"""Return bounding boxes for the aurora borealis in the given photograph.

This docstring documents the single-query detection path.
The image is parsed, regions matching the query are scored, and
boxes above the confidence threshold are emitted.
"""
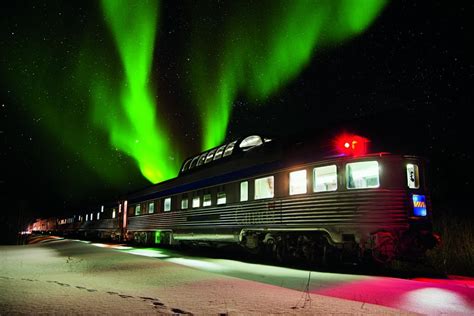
[98,0,178,183]
[1,0,386,186]
[1,1,471,219]
[190,0,387,150]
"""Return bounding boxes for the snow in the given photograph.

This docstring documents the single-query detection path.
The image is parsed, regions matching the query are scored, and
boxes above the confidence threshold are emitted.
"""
[0,238,409,315]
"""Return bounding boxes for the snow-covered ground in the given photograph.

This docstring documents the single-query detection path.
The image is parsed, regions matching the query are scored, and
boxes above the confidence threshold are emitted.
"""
[0,238,410,315]
[120,246,474,315]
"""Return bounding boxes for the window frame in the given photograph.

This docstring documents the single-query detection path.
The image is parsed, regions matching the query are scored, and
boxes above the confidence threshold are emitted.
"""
[214,145,226,160]
[254,176,275,200]
[289,169,307,195]
[240,181,249,202]
[223,141,237,157]
[192,196,200,208]
[205,149,216,164]
[346,160,380,190]
[313,164,338,193]
[406,163,420,189]
[163,197,171,212]
[203,193,212,207]
[148,201,155,214]
[217,192,226,205]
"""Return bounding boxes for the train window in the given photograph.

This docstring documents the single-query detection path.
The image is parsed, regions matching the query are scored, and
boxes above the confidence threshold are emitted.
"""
[240,181,248,202]
[112,209,116,219]
[197,153,207,166]
[223,141,237,157]
[217,192,226,205]
[239,135,263,151]
[214,145,226,160]
[149,202,155,214]
[181,198,189,209]
[86,214,89,221]
[192,196,200,208]
[135,205,141,216]
[97,212,100,220]
[255,176,274,199]
[205,149,216,164]
[181,159,191,172]
[313,165,337,192]
[289,170,307,195]
[190,156,200,169]
[406,164,420,189]
[203,194,212,207]
[346,161,380,189]
[164,198,171,212]
[90,213,94,220]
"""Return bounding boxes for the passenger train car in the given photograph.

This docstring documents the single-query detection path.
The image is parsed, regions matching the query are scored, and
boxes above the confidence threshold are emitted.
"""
[30,133,439,264]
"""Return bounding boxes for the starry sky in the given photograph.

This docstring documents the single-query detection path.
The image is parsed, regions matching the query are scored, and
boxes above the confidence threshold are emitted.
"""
[0,1,472,222]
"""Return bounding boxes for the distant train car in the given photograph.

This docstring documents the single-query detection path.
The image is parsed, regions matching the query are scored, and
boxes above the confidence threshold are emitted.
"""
[41,134,438,264]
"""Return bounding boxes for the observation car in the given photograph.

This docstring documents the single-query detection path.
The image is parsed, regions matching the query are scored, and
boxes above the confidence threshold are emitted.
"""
[33,133,439,264]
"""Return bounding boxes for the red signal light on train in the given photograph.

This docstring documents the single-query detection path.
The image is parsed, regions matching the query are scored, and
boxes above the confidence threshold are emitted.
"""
[335,134,369,156]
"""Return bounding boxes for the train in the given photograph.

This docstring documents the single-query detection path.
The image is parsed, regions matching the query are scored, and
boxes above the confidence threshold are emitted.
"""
[29,133,439,264]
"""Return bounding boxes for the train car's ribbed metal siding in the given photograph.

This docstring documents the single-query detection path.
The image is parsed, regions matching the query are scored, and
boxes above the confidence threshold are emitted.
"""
[78,219,118,231]
[127,189,410,237]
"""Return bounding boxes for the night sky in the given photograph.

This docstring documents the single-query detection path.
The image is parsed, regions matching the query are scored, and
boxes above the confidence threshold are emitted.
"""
[0,1,472,228]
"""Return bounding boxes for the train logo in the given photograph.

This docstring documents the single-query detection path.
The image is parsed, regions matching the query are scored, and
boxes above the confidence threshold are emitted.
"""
[412,194,427,217]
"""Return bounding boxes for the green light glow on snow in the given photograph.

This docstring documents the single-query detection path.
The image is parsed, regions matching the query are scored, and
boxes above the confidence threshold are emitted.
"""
[99,0,179,183]
[190,0,387,150]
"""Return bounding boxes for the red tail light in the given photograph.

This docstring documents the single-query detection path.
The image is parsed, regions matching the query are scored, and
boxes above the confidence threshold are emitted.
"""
[334,134,369,156]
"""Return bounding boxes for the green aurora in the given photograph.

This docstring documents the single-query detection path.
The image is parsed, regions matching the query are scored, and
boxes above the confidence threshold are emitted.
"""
[2,0,387,191]
[98,0,179,183]
[189,0,387,150]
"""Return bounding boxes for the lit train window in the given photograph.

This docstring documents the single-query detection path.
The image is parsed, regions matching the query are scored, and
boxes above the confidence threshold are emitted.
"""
[181,198,188,209]
[255,176,274,199]
[149,202,155,213]
[203,194,212,207]
[223,141,237,157]
[406,164,420,189]
[205,149,216,163]
[240,181,248,202]
[86,214,89,221]
[112,209,116,219]
[217,192,226,205]
[197,153,207,166]
[289,170,307,195]
[192,196,200,208]
[346,161,380,189]
[97,212,100,220]
[135,205,141,215]
[90,213,94,220]
[314,165,337,192]
[164,198,171,212]
[214,145,226,160]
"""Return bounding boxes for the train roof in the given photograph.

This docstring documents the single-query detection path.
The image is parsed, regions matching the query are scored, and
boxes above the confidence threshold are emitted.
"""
[123,133,404,203]
[178,135,273,176]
